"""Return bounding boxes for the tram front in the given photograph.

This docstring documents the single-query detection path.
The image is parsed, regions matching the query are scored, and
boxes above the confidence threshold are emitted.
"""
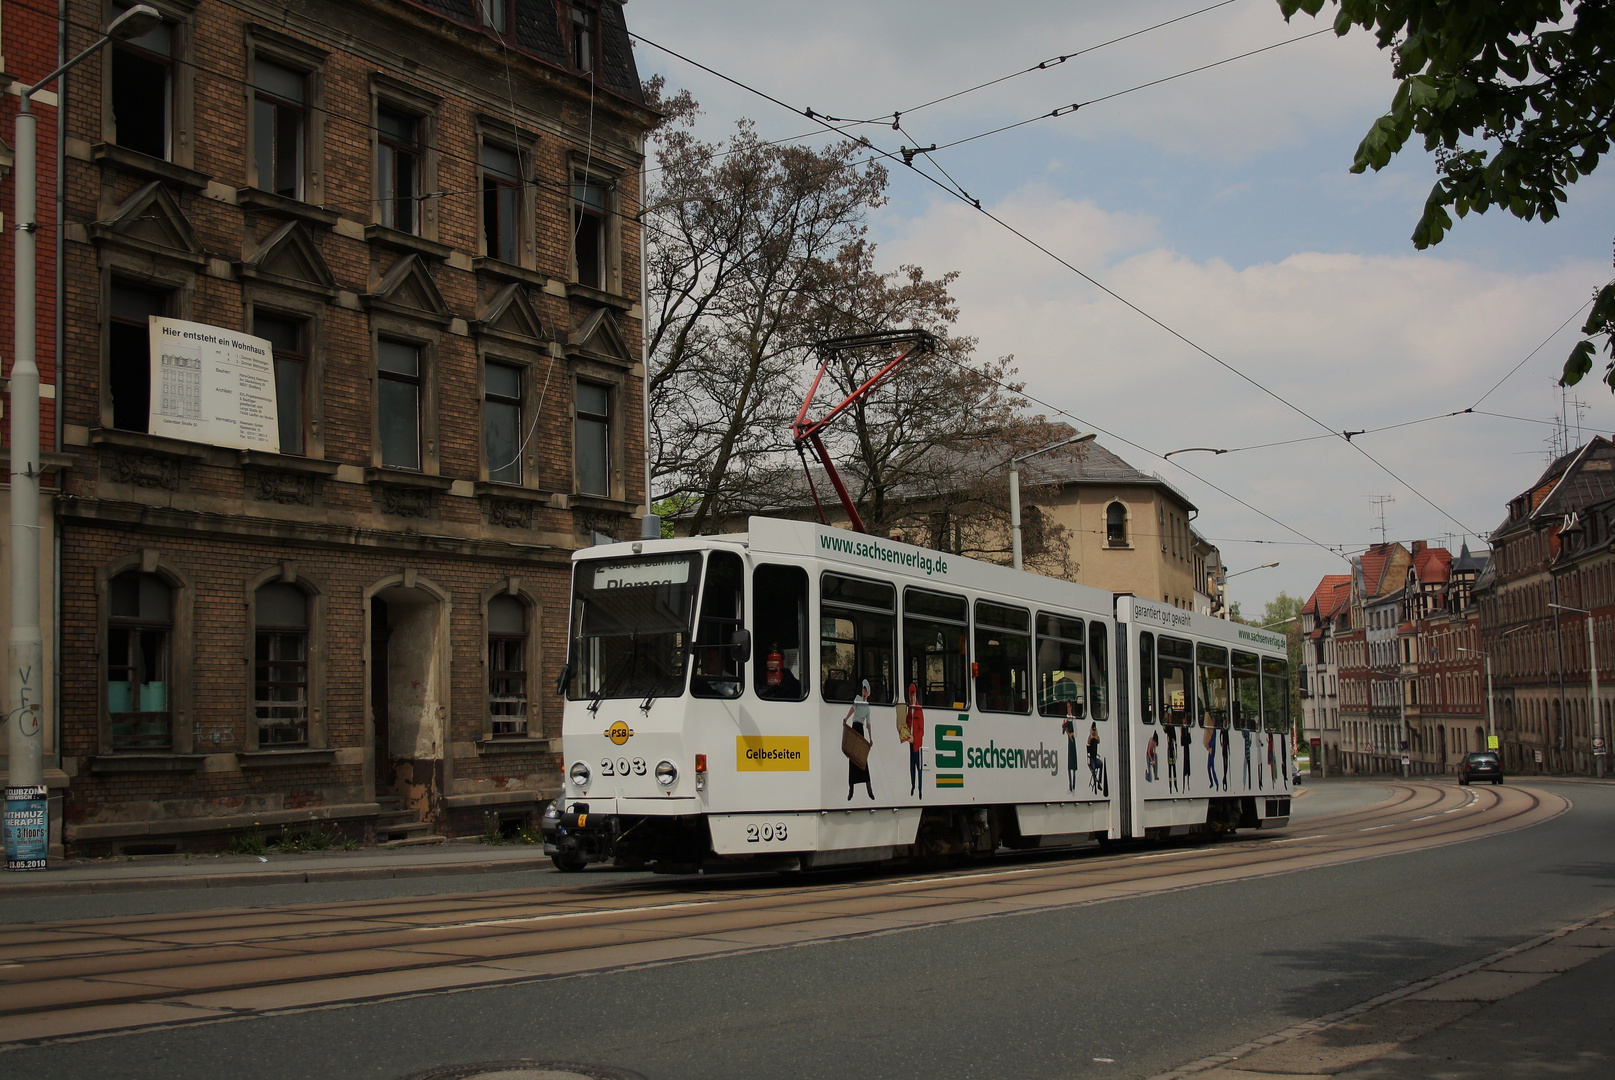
[546,539,748,872]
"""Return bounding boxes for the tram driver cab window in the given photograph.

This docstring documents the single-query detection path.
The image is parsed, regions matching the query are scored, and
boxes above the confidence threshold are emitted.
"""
[754,564,808,701]
[691,551,745,699]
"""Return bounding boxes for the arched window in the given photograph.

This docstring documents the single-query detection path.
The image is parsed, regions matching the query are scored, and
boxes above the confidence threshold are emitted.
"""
[255,583,309,746]
[488,594,528,736]
[1106,502,1127,547]
[108,571,173,750]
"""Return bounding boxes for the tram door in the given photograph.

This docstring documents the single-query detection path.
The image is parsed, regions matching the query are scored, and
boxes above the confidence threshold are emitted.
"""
[1113,622,1133,838]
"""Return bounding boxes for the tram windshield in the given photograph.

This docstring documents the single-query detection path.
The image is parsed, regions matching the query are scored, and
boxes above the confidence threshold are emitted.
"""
[567,553,700,701]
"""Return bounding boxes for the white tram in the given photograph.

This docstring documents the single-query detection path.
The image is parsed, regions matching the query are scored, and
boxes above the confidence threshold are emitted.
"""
[546,517,1292,872]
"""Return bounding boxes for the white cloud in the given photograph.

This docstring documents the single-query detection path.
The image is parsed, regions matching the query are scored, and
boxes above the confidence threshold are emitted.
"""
[878,185,1613,605]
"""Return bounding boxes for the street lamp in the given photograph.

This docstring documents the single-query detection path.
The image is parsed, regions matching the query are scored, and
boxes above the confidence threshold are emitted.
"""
[5,6,162,872]
[1548,603,1604,778]
[1009,432,1095,571]
[1163,447,1227,460]
[1224,561,1280,580]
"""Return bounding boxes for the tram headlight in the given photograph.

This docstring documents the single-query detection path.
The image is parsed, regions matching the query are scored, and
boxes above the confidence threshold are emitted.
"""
[569,761,591,788]
[655,760,678,787]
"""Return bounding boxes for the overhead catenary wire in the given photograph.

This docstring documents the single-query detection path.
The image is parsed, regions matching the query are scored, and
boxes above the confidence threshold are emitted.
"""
[629,29,1481,540]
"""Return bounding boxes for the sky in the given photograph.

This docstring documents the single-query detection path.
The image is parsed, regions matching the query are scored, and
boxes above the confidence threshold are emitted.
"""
[626,0,1615,616]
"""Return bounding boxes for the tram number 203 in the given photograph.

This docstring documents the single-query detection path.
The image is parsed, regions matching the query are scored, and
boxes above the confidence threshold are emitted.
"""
[599,757,646,777]
[745,822,789,843]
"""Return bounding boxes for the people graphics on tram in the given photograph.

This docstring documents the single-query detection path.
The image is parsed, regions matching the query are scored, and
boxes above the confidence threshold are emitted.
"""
[1145,731,1159,783]
[1205,723,1220,790]
[1180,723,1193,788]
[1220,720,1231,791]
[1063,713,1079,793]
[1267,732,1279,785]
[842,679,875,801]
[1243,728,1254,788]
[1086,721,1107,796]
[1166,723,1179,792]
[905,681,925,799]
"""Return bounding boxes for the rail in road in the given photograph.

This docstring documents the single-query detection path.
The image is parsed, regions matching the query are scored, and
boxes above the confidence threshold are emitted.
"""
[0,781,1566,1048]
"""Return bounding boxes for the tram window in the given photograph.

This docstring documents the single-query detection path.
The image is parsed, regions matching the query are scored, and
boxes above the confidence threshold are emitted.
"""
[974,600,1030,714]
[1262,656,1291,732]
[568,552,699,702]
[904,587,969,710]
[1035,613,1085,718]
[692,551,745,699]
[754,564,808,701]
[1089,621,1109,720]
[1158,636,1193,725]
[820,573,895,705]
[1139,632,1156,724]
[1197,643,1230,728]
[1233,650,1261,731]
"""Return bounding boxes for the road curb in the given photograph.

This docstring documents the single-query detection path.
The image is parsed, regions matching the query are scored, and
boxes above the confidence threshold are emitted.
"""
[0,856,553,897]
[1145,904,1615,1080]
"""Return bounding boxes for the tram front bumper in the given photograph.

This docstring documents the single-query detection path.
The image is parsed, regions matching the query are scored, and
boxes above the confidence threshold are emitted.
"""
[542,802,620,864]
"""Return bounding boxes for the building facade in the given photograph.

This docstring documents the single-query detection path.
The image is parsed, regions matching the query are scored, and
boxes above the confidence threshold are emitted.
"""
[1396,542,1488,775]
[1478,438,1615,776]
[1300,573,1349,775]
[47,0,653,853]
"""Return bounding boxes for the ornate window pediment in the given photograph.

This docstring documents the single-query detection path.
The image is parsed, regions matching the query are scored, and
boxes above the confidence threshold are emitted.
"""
[566,306,631,365]
[238,220,337,298]
[473,282,544,344]
[362,253,450,324]
[88,181,204,264]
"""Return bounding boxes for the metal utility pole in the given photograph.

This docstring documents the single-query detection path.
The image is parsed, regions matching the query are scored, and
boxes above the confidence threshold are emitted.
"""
[1009,433,1094,570]
[5,6,162,872]
[1457,647,1496,752]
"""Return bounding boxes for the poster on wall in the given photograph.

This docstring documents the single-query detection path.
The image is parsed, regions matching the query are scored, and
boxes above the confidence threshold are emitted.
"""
[147,317,280,452]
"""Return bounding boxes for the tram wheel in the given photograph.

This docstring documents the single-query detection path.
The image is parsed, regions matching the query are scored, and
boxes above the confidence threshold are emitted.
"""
[551,855,587,872]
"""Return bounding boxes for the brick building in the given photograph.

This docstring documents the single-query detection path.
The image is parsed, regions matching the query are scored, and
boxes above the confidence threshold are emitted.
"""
[1478,437,1615,776]
[42,0,654,853]
[1335,542,1411,774]
[1,0,68,849]
[1396,542,1489,775]
[1300,573,1349,775]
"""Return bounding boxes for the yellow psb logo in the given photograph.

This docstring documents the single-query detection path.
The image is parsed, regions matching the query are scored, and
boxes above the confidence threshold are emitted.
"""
[605,721,634,745]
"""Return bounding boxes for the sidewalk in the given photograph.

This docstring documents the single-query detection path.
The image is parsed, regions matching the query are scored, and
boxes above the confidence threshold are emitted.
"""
[1156,907,1615,1080]
[0,840,554,897]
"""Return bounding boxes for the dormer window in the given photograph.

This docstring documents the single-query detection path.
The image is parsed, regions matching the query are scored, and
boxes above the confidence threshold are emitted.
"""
[571,3,596,73]
[479,0,511,34]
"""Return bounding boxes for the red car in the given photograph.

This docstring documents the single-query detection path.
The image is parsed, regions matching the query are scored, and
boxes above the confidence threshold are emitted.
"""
[1458,751,1503,785]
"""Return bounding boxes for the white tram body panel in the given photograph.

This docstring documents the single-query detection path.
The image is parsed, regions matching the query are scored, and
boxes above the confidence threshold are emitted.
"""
[552,518,1293,870]
[1115,597,1293,838]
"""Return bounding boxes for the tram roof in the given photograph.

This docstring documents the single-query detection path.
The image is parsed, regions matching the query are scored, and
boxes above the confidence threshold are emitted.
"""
[576,516,1118,615]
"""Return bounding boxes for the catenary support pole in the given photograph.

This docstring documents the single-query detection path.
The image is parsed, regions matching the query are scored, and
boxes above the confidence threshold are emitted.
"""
[1009,457,1023,571]
[1589,616,1603,778]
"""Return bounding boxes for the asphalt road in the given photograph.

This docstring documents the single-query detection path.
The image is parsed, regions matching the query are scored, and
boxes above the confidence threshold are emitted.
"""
[5,779,1611,1080]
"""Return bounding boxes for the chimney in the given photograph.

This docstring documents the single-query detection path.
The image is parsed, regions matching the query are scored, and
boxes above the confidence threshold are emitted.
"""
[1412,540,1427,554]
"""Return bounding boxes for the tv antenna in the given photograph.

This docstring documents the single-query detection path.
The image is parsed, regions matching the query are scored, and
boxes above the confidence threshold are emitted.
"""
[1368,494,1395,545]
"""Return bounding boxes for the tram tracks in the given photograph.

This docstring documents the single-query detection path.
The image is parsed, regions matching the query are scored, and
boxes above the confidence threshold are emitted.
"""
[0,781,1567,1047]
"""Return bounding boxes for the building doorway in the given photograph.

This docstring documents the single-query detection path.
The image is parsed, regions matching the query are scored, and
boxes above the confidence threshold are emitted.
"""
[369,583,447,820]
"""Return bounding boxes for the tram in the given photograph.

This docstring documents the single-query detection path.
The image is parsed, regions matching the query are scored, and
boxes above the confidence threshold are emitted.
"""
[545,517,1292,873]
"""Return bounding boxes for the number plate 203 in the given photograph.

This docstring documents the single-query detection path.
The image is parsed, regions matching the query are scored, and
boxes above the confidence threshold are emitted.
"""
[707,813,818,856]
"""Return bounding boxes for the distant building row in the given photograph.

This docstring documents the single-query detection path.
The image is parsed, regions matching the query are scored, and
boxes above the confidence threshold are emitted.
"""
[1301,437,1615,777]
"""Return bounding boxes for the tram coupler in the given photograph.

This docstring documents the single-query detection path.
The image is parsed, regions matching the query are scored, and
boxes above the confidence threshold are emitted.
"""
[541,800,619,868]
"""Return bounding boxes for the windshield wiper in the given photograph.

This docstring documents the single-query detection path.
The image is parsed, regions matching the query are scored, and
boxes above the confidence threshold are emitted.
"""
[588,632,638,715]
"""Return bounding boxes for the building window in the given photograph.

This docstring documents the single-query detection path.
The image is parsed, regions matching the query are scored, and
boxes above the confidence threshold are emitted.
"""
[485,361,523,484]
[111,6,172,159]
[572,177,608,289]
[481,142,522,263]
[488,594,528,735]
[255,583,308,746]
[570,3,596,72]
[110,283,169,433]
[479,0,512,33]
[253,58,306,199]
[108,571,172,750]
[378,339,422,469]
[1106,502,1127,547]
[377,106,420,233]
[254,313,306,455]
[575,381,610,496]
